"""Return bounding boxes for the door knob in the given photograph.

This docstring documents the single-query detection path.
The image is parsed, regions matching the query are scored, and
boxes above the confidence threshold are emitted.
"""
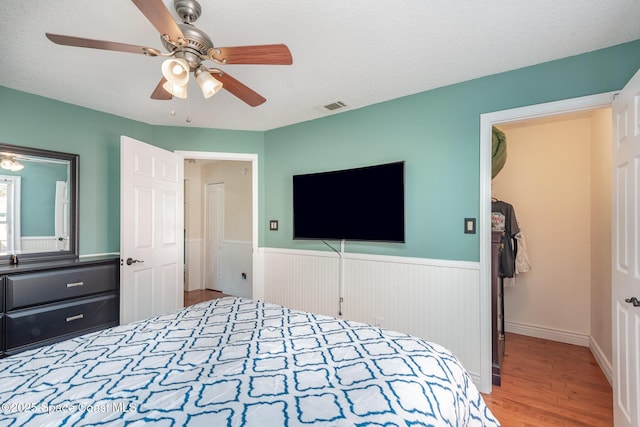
[126,257,144,266]
[625,297,640,307]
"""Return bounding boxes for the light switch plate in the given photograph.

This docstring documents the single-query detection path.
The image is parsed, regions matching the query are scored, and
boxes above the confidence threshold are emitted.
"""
[269,220,279,231]
[464,218,476,234]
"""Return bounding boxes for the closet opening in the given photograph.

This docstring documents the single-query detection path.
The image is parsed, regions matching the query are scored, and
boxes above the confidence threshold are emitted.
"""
[491,108,612,385]
[479,91,616,393]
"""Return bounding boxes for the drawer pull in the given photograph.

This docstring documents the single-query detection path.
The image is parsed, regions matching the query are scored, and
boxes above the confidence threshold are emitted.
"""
[66,281,84,288]
[66,314,84,322]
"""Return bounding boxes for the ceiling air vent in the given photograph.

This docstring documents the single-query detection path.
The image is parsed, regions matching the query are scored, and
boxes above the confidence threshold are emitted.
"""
[324,101,347,111]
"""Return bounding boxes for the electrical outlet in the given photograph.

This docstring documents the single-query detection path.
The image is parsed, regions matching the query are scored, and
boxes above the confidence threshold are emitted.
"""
[373,316,384,327]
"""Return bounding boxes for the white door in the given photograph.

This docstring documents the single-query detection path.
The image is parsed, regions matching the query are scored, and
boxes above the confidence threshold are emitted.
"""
[205,183,224,290]
[612,69,640,427]
[54,180,69,251]
[120,136,184,324]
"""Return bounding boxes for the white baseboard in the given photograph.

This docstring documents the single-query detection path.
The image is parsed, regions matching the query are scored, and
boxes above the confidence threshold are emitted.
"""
[504,320,590,347]
[589,337,613,386]
[506,320,613,386]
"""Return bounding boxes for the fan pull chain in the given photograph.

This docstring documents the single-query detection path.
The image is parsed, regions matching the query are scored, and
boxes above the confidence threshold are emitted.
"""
[185,94,192,123]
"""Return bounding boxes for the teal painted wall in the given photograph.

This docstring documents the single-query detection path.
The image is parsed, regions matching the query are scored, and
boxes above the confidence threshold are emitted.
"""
[1,162,68,236]
[2,39,640,260]
[0,87,263,254]
[0,88,151,255]
[264,39,640,261]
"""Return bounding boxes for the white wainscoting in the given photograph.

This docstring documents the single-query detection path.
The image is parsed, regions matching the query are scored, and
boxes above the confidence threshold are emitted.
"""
[217,240,252,298]
[186,239,252,296]
[185,238,203,291]
[21,236,58,252]
[263,248,340,317]
[260,248,483,381]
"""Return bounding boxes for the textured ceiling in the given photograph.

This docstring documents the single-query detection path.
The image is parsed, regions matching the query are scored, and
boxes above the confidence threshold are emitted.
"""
[1,1,639,131]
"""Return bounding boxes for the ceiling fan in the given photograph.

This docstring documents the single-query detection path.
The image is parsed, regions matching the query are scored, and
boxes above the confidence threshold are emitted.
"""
[45,0,292,106]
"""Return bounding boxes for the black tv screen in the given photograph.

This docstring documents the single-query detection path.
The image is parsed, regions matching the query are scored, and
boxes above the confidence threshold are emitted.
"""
[293,161,405,242]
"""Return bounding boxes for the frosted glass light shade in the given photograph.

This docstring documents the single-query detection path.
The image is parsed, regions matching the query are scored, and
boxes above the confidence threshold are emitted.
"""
[162,81,188,99]
[196,70,223,98]
[161,57,190,86]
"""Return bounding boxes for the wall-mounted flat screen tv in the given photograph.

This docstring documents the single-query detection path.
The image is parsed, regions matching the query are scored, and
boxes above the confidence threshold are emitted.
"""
[293,161,405,242]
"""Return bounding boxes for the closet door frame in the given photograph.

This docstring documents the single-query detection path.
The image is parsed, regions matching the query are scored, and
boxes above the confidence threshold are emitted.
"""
[478,91,616,393]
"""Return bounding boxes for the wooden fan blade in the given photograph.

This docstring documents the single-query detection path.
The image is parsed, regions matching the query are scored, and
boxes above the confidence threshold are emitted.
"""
[212,44,293,65]
[215,72,266,107]
[151,77,172,100]
[132,0,184,42]
[46,33,149,54]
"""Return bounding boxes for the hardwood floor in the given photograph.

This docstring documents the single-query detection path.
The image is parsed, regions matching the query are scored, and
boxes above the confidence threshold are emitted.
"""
[482,333,613,427]
[181,293,614,426]
[184,289,228,306]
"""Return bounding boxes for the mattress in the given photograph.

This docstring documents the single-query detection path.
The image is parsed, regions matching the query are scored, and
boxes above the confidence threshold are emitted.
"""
[0,297,500,426]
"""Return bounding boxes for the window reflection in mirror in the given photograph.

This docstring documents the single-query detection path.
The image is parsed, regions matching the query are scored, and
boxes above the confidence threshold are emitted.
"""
[0,175,21,252]
[0,144,78,261]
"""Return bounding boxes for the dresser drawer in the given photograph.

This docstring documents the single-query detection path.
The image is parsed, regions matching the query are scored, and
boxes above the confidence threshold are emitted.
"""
[0,314,5,356]
[5,293,118,350]
[6,264,118,310]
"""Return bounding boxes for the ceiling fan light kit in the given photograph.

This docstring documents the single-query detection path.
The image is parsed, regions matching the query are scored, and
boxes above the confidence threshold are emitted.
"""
[195,67,223,98]
[0,157,24,172]
[45,0,292,106]
[161,57,190,86]
[162,80,188,99]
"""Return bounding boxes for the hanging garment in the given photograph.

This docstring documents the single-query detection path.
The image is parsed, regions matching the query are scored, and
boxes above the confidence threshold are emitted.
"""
[491,200,519,278]
[504,229,532,287]
[514,231,531,274]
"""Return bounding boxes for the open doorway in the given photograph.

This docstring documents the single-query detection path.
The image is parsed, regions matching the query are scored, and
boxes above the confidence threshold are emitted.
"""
[177,151,258,300]
[478,91,616,393]
[491,107,612,378]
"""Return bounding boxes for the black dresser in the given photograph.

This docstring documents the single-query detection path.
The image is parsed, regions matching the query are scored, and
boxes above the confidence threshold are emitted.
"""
[0,256,119,357]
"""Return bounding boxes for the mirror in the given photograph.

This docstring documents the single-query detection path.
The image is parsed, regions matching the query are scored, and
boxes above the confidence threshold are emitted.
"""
[0,143,78,263]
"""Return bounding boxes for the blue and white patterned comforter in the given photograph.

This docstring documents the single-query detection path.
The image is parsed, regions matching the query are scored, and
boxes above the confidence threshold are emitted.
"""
[0,297,500,426]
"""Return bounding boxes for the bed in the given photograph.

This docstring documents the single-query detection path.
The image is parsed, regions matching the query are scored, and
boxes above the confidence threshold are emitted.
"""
[0,297,500,426]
